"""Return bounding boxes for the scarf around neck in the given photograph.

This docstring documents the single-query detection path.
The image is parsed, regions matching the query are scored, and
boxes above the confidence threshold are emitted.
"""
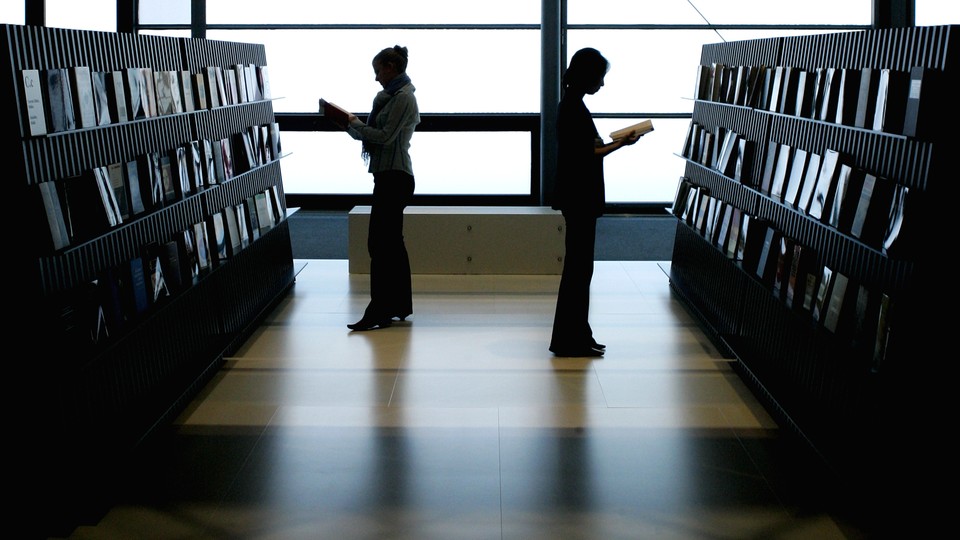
[362,73,412,163]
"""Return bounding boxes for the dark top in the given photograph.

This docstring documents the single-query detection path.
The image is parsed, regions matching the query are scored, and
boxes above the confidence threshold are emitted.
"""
[552,92,605,218]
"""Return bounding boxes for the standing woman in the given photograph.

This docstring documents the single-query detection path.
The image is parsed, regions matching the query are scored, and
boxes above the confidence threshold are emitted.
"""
[549,47,644,356]
[339,45,420,331]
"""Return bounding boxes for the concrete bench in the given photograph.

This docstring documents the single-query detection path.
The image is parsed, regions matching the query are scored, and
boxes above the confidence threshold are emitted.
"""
[348,206,566,274]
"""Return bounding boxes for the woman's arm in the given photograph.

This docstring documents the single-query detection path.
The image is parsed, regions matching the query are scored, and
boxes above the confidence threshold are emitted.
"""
[349,91,418,145]
[594,130,644,157]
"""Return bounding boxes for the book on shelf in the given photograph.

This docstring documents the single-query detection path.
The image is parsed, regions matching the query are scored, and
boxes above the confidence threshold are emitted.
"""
[872,68,909,134]
[822,271,850,333]
[809,68,828,120]
[201,139,218,186]
[849,172,896,248]
[64,170,112,241]
[771,235,793,301]
[223,207,243,257]
[902,66,942,141]
[713,201,732,248]
[700,130,714,168]
[701,196,718,241]
[734,213,751,262]
[756,227,782,287]
[222,69,237,105]
[782,147,809,208]
[732,65,749,106]
[157,238,185,294]
[795,151,822,213]
[787,242,815,312]
[609,119,654,141]
[694,64,711,100]
[758,140,780,195]
[257,65,272,100]
[269,184,285,223]
[734,138,755,186]
[882,183,915,257]
[19,69,47,136]
[715,130,739,178]
[124,159,146,216]
[188,141,204,191]
[146,250,171,304]
[854,67,879,129]
[806,148,842,220]
[833,166,865,233]
[173,145,192,197]
[233,65,248,103]
[778,66,800,115]
[91,70,112,126]
[794,69,815,118]
[106,162,130,221]
[192,221,212,275]
[834,68,862,126]
[800,264,821,314]
[43,67,75,133]
[724,207,743,260]
[268,121,282,160]
[811,265,834,323]
[106,70,129,123]
[709,63,725,103]
[671,177,693,218]
[178,229,199,285]
[153,70,177,116]
[246,64,262,101]
[207,211,228,266]
[126,255,151,315]
[824,162,854,228]
[871,293,893,373]
[158,153,177,203]
[36,181,70,251]
[818,67,841,122]
[245,196,261,242]
[219,137,234,180]
[254,191,274,234]
[192,73,208,110]
[319,98,352,127]
[179,70,195,112]
[94,166,123,227]
[235,204,251,248]
[753,66,774,110]
[767,66,785,113]
[68,66,97,129]
[125,67,147,120]
[205,66,222,108]
[693,191,712,234]
[769,144,793,202]
[141,67,158,117]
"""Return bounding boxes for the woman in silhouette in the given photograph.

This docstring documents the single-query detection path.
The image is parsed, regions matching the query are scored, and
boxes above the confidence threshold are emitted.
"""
[334,45,420,331]
[550,47,645,356]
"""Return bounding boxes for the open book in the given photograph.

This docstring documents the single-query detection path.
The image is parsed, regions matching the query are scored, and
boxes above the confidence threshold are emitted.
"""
[319,98,351,126]
[610,119,654,141]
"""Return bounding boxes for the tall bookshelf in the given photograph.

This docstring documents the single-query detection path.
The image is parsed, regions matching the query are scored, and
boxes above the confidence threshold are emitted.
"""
[670,25,955,518]
[4,24,295,536]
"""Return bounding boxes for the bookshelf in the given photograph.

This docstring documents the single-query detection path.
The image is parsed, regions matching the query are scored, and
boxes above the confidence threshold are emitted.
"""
[5,24,295,536]
[671,25,956,513]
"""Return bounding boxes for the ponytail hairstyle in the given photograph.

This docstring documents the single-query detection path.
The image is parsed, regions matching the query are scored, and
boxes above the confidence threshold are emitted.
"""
[374,45,409,74]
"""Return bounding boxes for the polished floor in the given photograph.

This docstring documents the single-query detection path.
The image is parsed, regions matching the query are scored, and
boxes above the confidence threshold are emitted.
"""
[63,259,882,539]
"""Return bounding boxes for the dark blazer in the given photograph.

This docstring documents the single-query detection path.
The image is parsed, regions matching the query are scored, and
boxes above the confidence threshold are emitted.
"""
[552,93,605,218]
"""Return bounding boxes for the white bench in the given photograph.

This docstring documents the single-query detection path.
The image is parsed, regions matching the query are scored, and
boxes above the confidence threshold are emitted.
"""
[348,206,566,274]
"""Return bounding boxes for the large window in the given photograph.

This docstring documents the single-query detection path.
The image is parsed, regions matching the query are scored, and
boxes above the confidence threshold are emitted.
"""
[9,1,957,208]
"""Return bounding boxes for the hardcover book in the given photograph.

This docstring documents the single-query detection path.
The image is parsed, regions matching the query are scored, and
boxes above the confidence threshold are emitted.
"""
[20,69,47,136]
[43,68,72,132]
[767,66,785,112]
[319,98,351,127]
[202,139,218,185]
[822,271,850,333]
[609,119,654,141]
[724,207,742,260]
[777,66,799,115]
[734,138,755,186]
[882,183,914,257]
[794,69,815,117]
[769,144,793,202]
[153,70,177,116]
[849,173,895,248]
[257,65,272,100]
[756,227,782,287]
[188,141,204,190]
[94,166,122,227]
[141,67,158,117]
[205,66,222,108]
[223,207,243,257]
[245,196,261,241]
[220,138,234,180]
[758,140,781,195]
[811,265,834,323]
[772,235,793,300]
[126,255,151,315]
[125,67,147,120]
[715,129,739,178]
[158,153,177,203]
[824,163,854,228]
[180,70,195,112]
[268,121,282,160]
[694,64,711,100]
[106,162,129,221]
[207,212,228,265]
[193,73,208,110]
[192,222,212,274]
[254,191,274,233]
[809,67,828,120]
[173,146,192,197]
[818,67,840,122]
[124,159,146,215]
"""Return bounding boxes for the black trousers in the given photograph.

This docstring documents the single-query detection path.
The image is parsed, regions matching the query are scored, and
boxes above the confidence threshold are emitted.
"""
[550,214,597,350]
[364,170,415,319]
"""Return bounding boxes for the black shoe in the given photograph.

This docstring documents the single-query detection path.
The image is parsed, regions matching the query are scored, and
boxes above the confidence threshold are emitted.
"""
[550,346,604,357]
[392,312,412,321]
[347,318,392,331]
[591,341,606,350]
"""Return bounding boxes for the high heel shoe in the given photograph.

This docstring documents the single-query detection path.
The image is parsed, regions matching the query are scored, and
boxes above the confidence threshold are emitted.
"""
[392,312,412,321]
[347,318,392,331]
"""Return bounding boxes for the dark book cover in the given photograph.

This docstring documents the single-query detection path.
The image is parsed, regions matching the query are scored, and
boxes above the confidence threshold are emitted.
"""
[180,70,196,112]
[777,66,800,115]
[902,66,943,141]
[809,68,828,120]
[834,68,862,126]
[207,212,229,266]
[871,293,893,373]
[694,64,711,100]
[715,130,739,177]
[788,243,817,312]
[223,207,243,257]
[192,222,212,275]
[192,72,208,110]
[43,68,69,133]
[769,144,793,203]
[854,67,879,129]
[173,146,192,197]
[800,265,821,315]
[106,162,129,221]
[268,122,282,160]
[146,251,171,304]
[811,265,834,323]
[106,70,129,123]
[851,173,896,248]
[806,149,842,219]
[732,65,750,106]
[756,227,782,287]
[188,140,205,191]
[822,271,850,333]
[64,170,113,241]
[710,63,726,103]
[834,166,865,234]
[158,153,178,203]
[824,162,854,228]
[724,207,742,260]
[126,255,151,315]
[772,235,794,300]
[141,67,158,117]
[220,138,234,180]
[759,140,781,195]
[671,177,692,218]
[254,192,274,233]
[882,183,917,258]
[782,148,809,208]
[245,196,262,242]
[693,191,712,235]
[872,68,910,134]
[700,196,718,240]
[795,152,822,214]
[735,213,751,262]
[269,185,285,221]
[713,201,732,248]
[734,138,755,187]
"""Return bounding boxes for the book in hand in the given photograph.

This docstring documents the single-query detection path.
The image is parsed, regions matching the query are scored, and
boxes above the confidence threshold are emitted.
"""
[610,119,653,141]
[319,98,352,127]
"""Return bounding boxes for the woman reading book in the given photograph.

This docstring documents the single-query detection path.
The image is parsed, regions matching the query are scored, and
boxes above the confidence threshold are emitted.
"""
[549,47,646,356]
[332,45,421,331]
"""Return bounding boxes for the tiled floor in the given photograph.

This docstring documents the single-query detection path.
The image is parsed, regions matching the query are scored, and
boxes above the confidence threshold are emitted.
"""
[64,260,881,539]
